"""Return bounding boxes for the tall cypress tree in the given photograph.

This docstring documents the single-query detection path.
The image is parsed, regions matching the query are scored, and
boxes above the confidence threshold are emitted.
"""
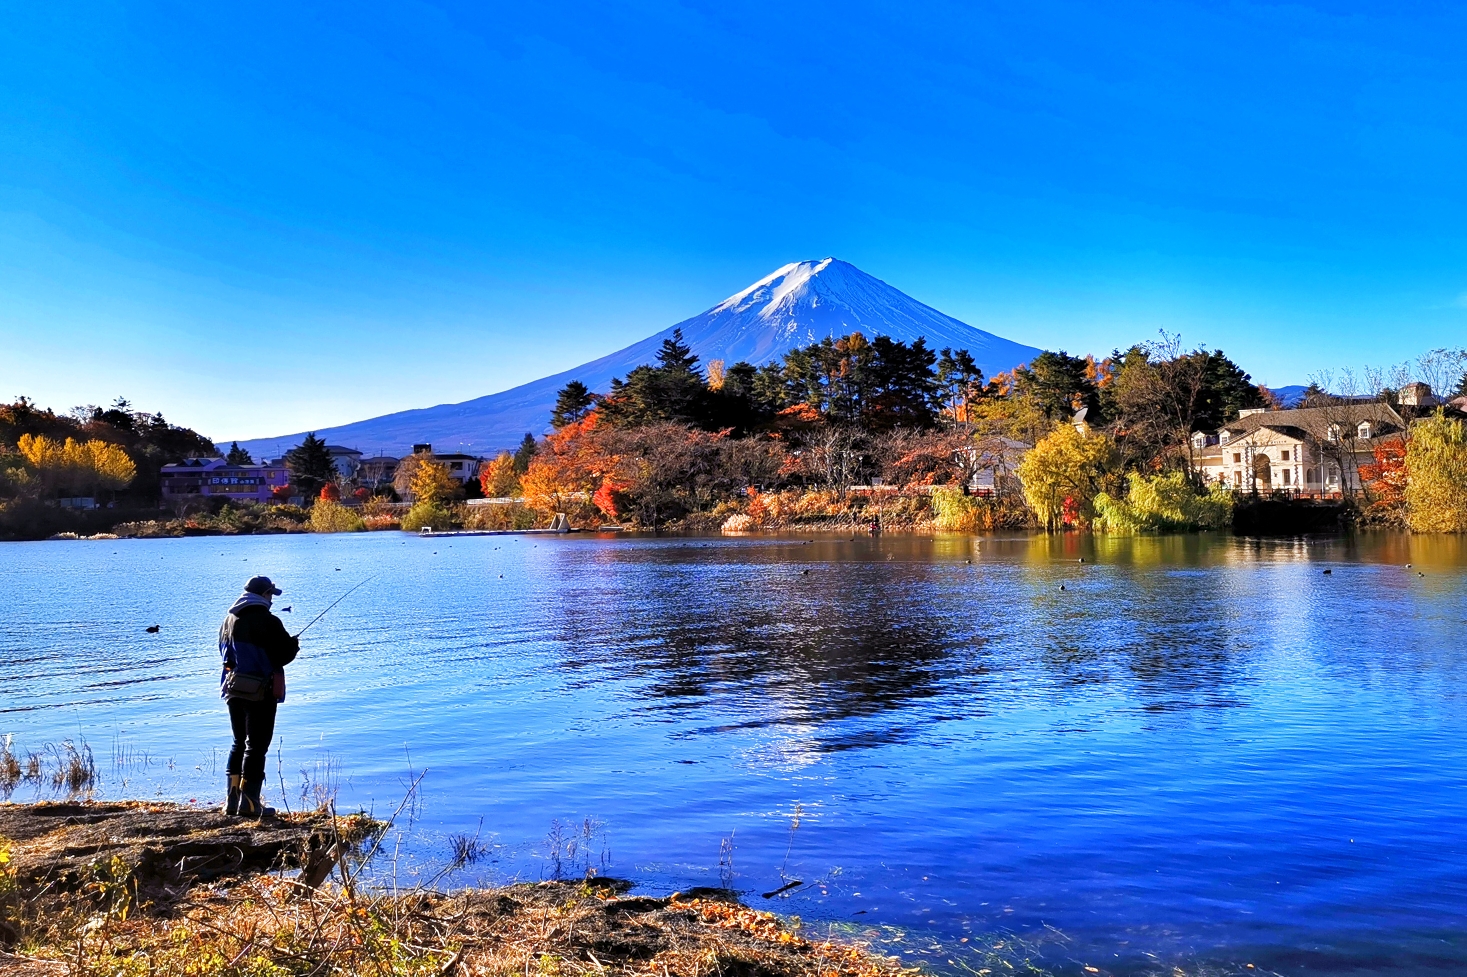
[512,432,538,474]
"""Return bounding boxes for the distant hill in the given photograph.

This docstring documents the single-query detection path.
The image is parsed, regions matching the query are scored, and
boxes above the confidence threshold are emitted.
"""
[227,258,1043,459]
[1268,384,1308,407]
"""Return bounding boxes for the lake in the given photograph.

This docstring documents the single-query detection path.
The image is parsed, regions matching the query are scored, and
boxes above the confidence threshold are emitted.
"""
[3,531,1466,976]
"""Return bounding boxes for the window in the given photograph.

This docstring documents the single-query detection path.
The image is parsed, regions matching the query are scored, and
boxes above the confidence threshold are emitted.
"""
[450,461,464,471]
[1282,470,1291,485]
[1281,450,1289,461]
[1327,424,1340,443]
[1307,469,1318,484]
[1358,422,1372,439]
[1220,431,1230,445]
[1233,453,1241,463]
[1233,471,1242,486]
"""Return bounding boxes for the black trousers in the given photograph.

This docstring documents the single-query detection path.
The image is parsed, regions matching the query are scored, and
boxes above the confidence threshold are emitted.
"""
[226,697,278,782]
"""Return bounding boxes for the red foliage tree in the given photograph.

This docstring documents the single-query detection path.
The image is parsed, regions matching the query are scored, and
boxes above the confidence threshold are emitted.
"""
[1359,436,1408,513]
[319,482,341,502]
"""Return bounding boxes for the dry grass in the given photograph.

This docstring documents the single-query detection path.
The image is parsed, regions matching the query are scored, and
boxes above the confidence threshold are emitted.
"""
[0,737,85,801]
[10,875,915,977]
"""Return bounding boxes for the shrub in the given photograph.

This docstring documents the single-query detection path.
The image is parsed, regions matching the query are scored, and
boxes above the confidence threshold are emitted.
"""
[1094,471,1233,534]
[721,513,755,534]
[931,488,979,532]
[401,502,458,532]
[463,502,537,531]
[308,499,366,533]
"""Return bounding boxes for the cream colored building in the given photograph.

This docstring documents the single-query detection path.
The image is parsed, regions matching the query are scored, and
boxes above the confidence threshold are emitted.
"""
[1192,403,1407,496]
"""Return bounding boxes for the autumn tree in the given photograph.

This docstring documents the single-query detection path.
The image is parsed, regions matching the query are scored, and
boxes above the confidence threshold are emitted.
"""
[1360,437,1408,518]
[1016,424,1117,531]
[1404,413,1467,533]
[479,452,521,498]
[15,434,136,497]
[284,433,338,501]
[519,415,609,527]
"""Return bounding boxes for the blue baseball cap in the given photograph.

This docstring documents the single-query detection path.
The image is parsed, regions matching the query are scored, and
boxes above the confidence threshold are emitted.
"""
[244,576,282,596]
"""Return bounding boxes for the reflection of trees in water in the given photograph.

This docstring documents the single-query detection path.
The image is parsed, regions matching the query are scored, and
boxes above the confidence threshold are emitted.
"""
[551,557,978,751]
[542,531,1443,745]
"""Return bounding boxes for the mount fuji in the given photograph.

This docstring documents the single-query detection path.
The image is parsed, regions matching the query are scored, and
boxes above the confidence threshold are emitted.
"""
[228,259,1043,458]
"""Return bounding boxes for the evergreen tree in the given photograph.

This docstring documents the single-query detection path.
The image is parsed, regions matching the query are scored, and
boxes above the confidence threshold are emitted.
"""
[513,432,538,474]
[1013,351,1098,422]
[284,433,338,500]
[225,441,254,465]
[551,381,597,429]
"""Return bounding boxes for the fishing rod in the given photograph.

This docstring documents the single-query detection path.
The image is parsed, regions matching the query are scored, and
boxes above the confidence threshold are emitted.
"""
[294,575,376,638]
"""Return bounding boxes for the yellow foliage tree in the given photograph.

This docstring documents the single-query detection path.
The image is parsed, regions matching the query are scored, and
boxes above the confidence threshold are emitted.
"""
[1405,413,1467,533]
[16,434,136,496]
[480,452,520,498]
[1016,424,1116,531]
[408,460,455,505]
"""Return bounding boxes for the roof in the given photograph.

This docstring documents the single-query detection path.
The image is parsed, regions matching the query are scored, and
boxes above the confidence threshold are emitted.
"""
[433,452,482,461]
[1219,403,1406,446]
[324,445,363,455]
[162,457,285,472]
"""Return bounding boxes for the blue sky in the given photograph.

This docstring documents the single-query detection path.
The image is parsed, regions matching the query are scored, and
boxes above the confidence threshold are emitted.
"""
[2,1,1465,441]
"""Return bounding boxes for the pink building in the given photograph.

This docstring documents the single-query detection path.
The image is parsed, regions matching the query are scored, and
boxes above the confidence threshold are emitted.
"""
[160,457,290,504]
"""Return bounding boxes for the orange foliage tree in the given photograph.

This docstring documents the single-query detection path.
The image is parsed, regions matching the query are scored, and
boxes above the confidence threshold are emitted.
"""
[1359,436,1408,515]
[519,416,612,525]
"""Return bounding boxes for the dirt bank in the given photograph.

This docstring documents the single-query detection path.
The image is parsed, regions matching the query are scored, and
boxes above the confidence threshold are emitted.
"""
[0,802,908,977]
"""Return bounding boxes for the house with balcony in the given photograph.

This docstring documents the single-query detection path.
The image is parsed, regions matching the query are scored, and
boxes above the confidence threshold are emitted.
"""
[1192,403,1407,496]
[160,457,290,504]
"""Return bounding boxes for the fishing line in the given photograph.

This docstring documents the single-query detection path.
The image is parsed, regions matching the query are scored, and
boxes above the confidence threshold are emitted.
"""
[294,575,376,638]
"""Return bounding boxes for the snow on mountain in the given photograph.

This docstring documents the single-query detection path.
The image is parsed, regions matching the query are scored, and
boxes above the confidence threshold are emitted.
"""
[227,259,1043,459]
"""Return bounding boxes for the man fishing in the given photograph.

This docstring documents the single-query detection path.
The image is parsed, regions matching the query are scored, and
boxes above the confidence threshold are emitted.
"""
[219,576,298,818]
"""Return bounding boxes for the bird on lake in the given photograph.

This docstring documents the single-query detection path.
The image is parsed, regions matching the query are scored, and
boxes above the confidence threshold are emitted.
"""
[280,606,292,613]
[1418,571,1426,577]
[801,569,810,575]
[145,624,160,633]
[1060,584,1066,591]
[1323,569,1332,575]
[1078,558,1085,563]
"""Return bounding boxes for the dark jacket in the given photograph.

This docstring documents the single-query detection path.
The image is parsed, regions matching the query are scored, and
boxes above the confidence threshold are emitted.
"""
[219,596,299,700]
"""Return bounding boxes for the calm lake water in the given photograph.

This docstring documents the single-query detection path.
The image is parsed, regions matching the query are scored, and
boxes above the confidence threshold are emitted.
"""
[3,531,1466,976]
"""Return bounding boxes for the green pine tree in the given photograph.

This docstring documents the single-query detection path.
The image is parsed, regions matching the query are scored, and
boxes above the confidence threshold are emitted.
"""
[225,441,253,465]
[284,433,338,500]
[512,432,538,474]
[551,381,596,428]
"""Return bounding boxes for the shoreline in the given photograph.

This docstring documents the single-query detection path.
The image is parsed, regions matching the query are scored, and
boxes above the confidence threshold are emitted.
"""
[0,800,909,977]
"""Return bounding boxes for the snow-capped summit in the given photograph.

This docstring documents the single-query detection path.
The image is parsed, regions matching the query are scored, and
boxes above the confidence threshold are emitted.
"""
[227,259,1042,457]
[687,257,1038,367]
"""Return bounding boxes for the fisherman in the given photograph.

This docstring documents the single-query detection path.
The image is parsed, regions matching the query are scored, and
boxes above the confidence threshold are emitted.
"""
[219,576,299,818]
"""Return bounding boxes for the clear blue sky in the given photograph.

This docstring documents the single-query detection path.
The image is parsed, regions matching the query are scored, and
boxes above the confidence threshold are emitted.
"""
[3,1,1466,441]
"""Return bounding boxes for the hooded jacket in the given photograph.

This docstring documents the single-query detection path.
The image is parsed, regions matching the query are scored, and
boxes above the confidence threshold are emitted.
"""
[219,593,299,701]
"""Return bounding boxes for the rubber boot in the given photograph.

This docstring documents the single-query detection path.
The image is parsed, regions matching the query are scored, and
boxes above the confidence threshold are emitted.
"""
[224,774,242,816]
[238,778,276,820]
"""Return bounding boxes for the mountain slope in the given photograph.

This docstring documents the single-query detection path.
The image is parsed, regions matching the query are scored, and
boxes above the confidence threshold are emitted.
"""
[229,259,1042,459]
